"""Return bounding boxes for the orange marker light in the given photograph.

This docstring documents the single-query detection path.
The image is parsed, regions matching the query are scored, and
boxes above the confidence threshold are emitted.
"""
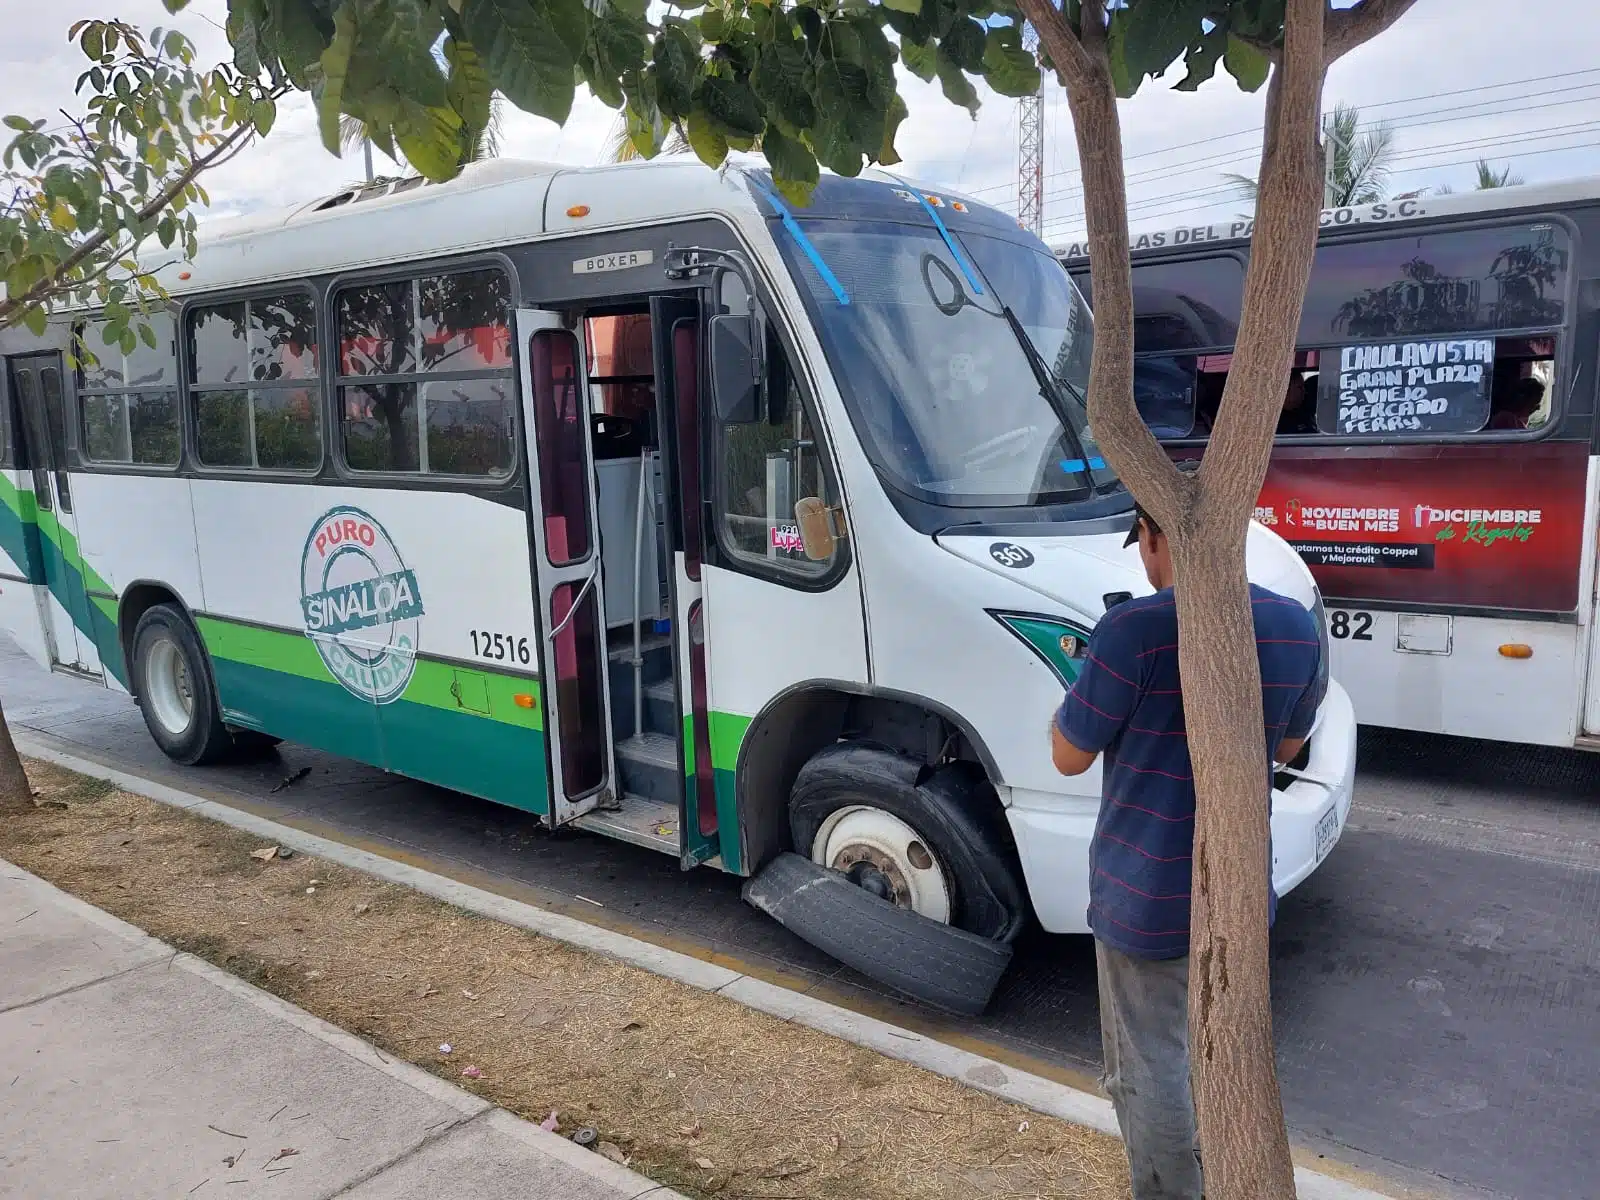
[1499,644,1533,659]
[566,204,590,218]
[513,693,536,708]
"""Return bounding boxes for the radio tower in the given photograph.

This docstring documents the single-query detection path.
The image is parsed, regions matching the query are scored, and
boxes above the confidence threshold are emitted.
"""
[1016,23,1044,236]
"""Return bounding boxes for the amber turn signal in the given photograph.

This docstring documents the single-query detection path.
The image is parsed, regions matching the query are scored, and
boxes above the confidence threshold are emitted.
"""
[1498,644,1533,659]
[565,204,590,218]
[513,693,536,708]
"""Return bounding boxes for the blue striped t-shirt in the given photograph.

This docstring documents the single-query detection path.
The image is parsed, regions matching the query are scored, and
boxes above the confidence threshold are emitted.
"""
[1056,584,1324,959]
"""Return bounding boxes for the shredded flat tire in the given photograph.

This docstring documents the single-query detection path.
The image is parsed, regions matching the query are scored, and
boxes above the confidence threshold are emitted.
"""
[743,852,1013,1016]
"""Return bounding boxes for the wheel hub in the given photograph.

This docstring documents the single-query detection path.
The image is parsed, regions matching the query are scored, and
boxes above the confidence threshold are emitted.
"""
[810,806,952,924]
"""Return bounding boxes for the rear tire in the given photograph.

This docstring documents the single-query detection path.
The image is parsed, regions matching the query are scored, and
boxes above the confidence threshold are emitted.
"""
[131,604,232,766]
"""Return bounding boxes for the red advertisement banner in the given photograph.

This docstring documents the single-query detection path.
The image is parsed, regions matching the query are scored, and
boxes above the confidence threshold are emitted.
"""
[1242,442,1590,612]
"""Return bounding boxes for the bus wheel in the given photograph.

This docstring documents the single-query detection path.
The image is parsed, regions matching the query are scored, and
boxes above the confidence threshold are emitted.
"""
[788,743,1027,941]
[131,604,233,766]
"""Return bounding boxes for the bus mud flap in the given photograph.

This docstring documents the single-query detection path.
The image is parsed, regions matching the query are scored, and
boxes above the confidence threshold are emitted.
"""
[742,852,1013,1016]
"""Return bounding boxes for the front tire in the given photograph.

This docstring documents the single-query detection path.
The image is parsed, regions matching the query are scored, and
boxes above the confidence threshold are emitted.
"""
[788,744,1028,941]
[131,604,232,766]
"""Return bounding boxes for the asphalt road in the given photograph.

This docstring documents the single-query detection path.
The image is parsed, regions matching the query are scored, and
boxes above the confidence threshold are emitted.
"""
[4,637,1597,1199]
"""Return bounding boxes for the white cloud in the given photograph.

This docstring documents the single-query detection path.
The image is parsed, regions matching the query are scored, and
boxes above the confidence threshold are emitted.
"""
[3,0,1596,241]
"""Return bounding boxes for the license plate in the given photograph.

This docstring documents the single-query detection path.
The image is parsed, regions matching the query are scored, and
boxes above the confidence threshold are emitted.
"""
[1315,805,1340,863]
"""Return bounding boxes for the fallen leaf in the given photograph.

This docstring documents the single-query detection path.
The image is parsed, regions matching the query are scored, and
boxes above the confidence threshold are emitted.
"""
[599,1142,629,1165]
[621,1021,643,1033]
[696,1157,715,1170]
[462,990,478,1001]
[249,847,279,862]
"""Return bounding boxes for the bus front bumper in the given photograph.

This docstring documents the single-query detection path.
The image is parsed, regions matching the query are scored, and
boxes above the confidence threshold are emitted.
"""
[1004,679,1358,935]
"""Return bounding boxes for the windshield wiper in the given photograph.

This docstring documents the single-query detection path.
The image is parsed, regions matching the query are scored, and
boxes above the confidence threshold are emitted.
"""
[1000,303,1096,488]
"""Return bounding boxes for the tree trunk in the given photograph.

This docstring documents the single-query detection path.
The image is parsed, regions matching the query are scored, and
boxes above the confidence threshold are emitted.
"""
[1024,1,1330,1197]
[0,701,33,816]
[1180,3,1327,1196]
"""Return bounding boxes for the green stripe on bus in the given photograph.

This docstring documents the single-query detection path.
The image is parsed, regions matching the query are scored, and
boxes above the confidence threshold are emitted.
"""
[0,475,45,582]
[196,616,545,732]
[208,655,549,815]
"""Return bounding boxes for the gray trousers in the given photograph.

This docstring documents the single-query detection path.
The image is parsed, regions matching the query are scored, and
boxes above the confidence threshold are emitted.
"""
[1096,940,1204,1200]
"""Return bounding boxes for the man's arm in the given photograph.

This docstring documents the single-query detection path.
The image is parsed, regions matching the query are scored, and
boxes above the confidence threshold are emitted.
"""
[1051,719,1099,776]
[1275,628,1325,765]
[1050,618,1140,776]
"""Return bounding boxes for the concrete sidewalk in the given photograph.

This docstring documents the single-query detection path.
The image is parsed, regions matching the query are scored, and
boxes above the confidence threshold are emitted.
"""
[0,859,683,1200]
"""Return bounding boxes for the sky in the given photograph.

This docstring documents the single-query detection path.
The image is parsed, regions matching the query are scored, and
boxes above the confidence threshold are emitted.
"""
[3,0,1597,248]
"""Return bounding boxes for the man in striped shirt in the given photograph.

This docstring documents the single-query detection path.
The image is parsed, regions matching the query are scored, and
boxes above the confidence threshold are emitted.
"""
[1050,499,1324,1200]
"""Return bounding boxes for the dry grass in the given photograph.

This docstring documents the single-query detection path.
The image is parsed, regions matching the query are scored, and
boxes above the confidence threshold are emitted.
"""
[4,758,1130,1200]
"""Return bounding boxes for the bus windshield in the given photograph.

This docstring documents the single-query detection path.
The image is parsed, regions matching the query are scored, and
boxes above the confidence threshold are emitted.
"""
[773,217,1116,508]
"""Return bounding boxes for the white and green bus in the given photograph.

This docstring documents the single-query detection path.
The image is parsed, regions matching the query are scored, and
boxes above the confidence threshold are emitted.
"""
[0,158,1355,1011]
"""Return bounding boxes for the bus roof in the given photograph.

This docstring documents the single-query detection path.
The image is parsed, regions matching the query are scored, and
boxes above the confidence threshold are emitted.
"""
[135,156,1008,299]
[1050,174,1600,263]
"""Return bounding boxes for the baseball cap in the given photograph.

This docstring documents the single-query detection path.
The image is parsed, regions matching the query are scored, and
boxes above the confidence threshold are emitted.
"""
[1122,504,1149,549]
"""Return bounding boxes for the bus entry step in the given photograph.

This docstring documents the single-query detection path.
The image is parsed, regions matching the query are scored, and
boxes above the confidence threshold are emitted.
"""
[742,852,1012,1016]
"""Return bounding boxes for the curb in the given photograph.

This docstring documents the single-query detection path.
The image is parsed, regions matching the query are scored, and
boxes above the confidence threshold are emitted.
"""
[16,734,1399,1200]
[0,856,683,1200]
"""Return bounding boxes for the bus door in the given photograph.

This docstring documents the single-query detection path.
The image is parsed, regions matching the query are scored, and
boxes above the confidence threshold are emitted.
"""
[649,293,720,867]
[515,310,618,823]
[6,353,98,675]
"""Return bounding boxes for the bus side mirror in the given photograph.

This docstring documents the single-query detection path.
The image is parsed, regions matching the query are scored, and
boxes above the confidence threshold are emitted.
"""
[795,496,843,561]
[709,312,762,424]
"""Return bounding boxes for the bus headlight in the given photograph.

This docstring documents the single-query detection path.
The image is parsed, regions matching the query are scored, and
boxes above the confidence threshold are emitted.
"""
[989,611,1093,687]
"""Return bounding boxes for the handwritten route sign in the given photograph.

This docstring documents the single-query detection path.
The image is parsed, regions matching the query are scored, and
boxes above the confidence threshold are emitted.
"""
[1318,338,1494,435]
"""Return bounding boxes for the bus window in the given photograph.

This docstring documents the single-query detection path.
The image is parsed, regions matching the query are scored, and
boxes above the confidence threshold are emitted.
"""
[1073,257,1246,352]
[584,313,655,433]
[1133,355,1198,437]
[336,268,514,477]
[75,312,180,467]
[1304,222,1570,343]
[719,332,836,575]
[189,292,322,471]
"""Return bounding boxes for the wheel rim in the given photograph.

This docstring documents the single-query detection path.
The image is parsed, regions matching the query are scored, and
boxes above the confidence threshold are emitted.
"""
[144,635,195,737]
[811,805,952,924]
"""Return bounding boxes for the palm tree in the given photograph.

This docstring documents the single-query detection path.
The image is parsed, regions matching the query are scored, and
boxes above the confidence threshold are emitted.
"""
[1223,102,1395,211]
[338,97,506,185]
[1434,159,1525,196]
[603,113,692,163]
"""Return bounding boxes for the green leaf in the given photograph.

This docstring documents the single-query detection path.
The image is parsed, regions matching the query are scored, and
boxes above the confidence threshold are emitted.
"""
[163,0,190,11]
[981,25,1040,98]
[228,0,265,77]
[934,48,979,116]
[82,23,105,61]
[751,31,815,131]
[2,115,31,133]
[253,95,277,135]
[264,0,334,85]
[1223,33,1271,92]
[1174,29,1223,91]
[899,39,937,82]
[762,124,818,205]
[120,329,137,356]
[393,100,466,180]
[22,306,47,337]
[1113,0,1207,93]
[882,0,922,13]
[139,322,159,349]
[314,4,357,154]
[444,35,492,134]
[877,90,908,166]
[463,0,580,125]
[941,18,986,73]
[696,74,764,142]
[650,24,699,119]
[684,105,728,168]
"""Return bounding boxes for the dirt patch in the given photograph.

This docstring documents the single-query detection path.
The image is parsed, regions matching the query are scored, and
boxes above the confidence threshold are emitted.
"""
[4,758,1129,1200]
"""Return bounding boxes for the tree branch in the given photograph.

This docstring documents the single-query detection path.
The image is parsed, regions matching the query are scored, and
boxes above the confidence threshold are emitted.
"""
[1017,0,1187,528]
[1325,0,1420,61]
[0,95,278,330]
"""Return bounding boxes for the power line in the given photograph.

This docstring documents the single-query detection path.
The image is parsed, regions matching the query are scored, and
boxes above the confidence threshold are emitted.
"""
[974,69,1600,200]
[1038,136,1600,239]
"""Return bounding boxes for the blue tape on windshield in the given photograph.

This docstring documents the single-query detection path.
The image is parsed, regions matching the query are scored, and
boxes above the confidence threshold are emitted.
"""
[1089,457,1106,470]
[1061,457,1108,474]
[904,184,984,297]
[753,181,850,306]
